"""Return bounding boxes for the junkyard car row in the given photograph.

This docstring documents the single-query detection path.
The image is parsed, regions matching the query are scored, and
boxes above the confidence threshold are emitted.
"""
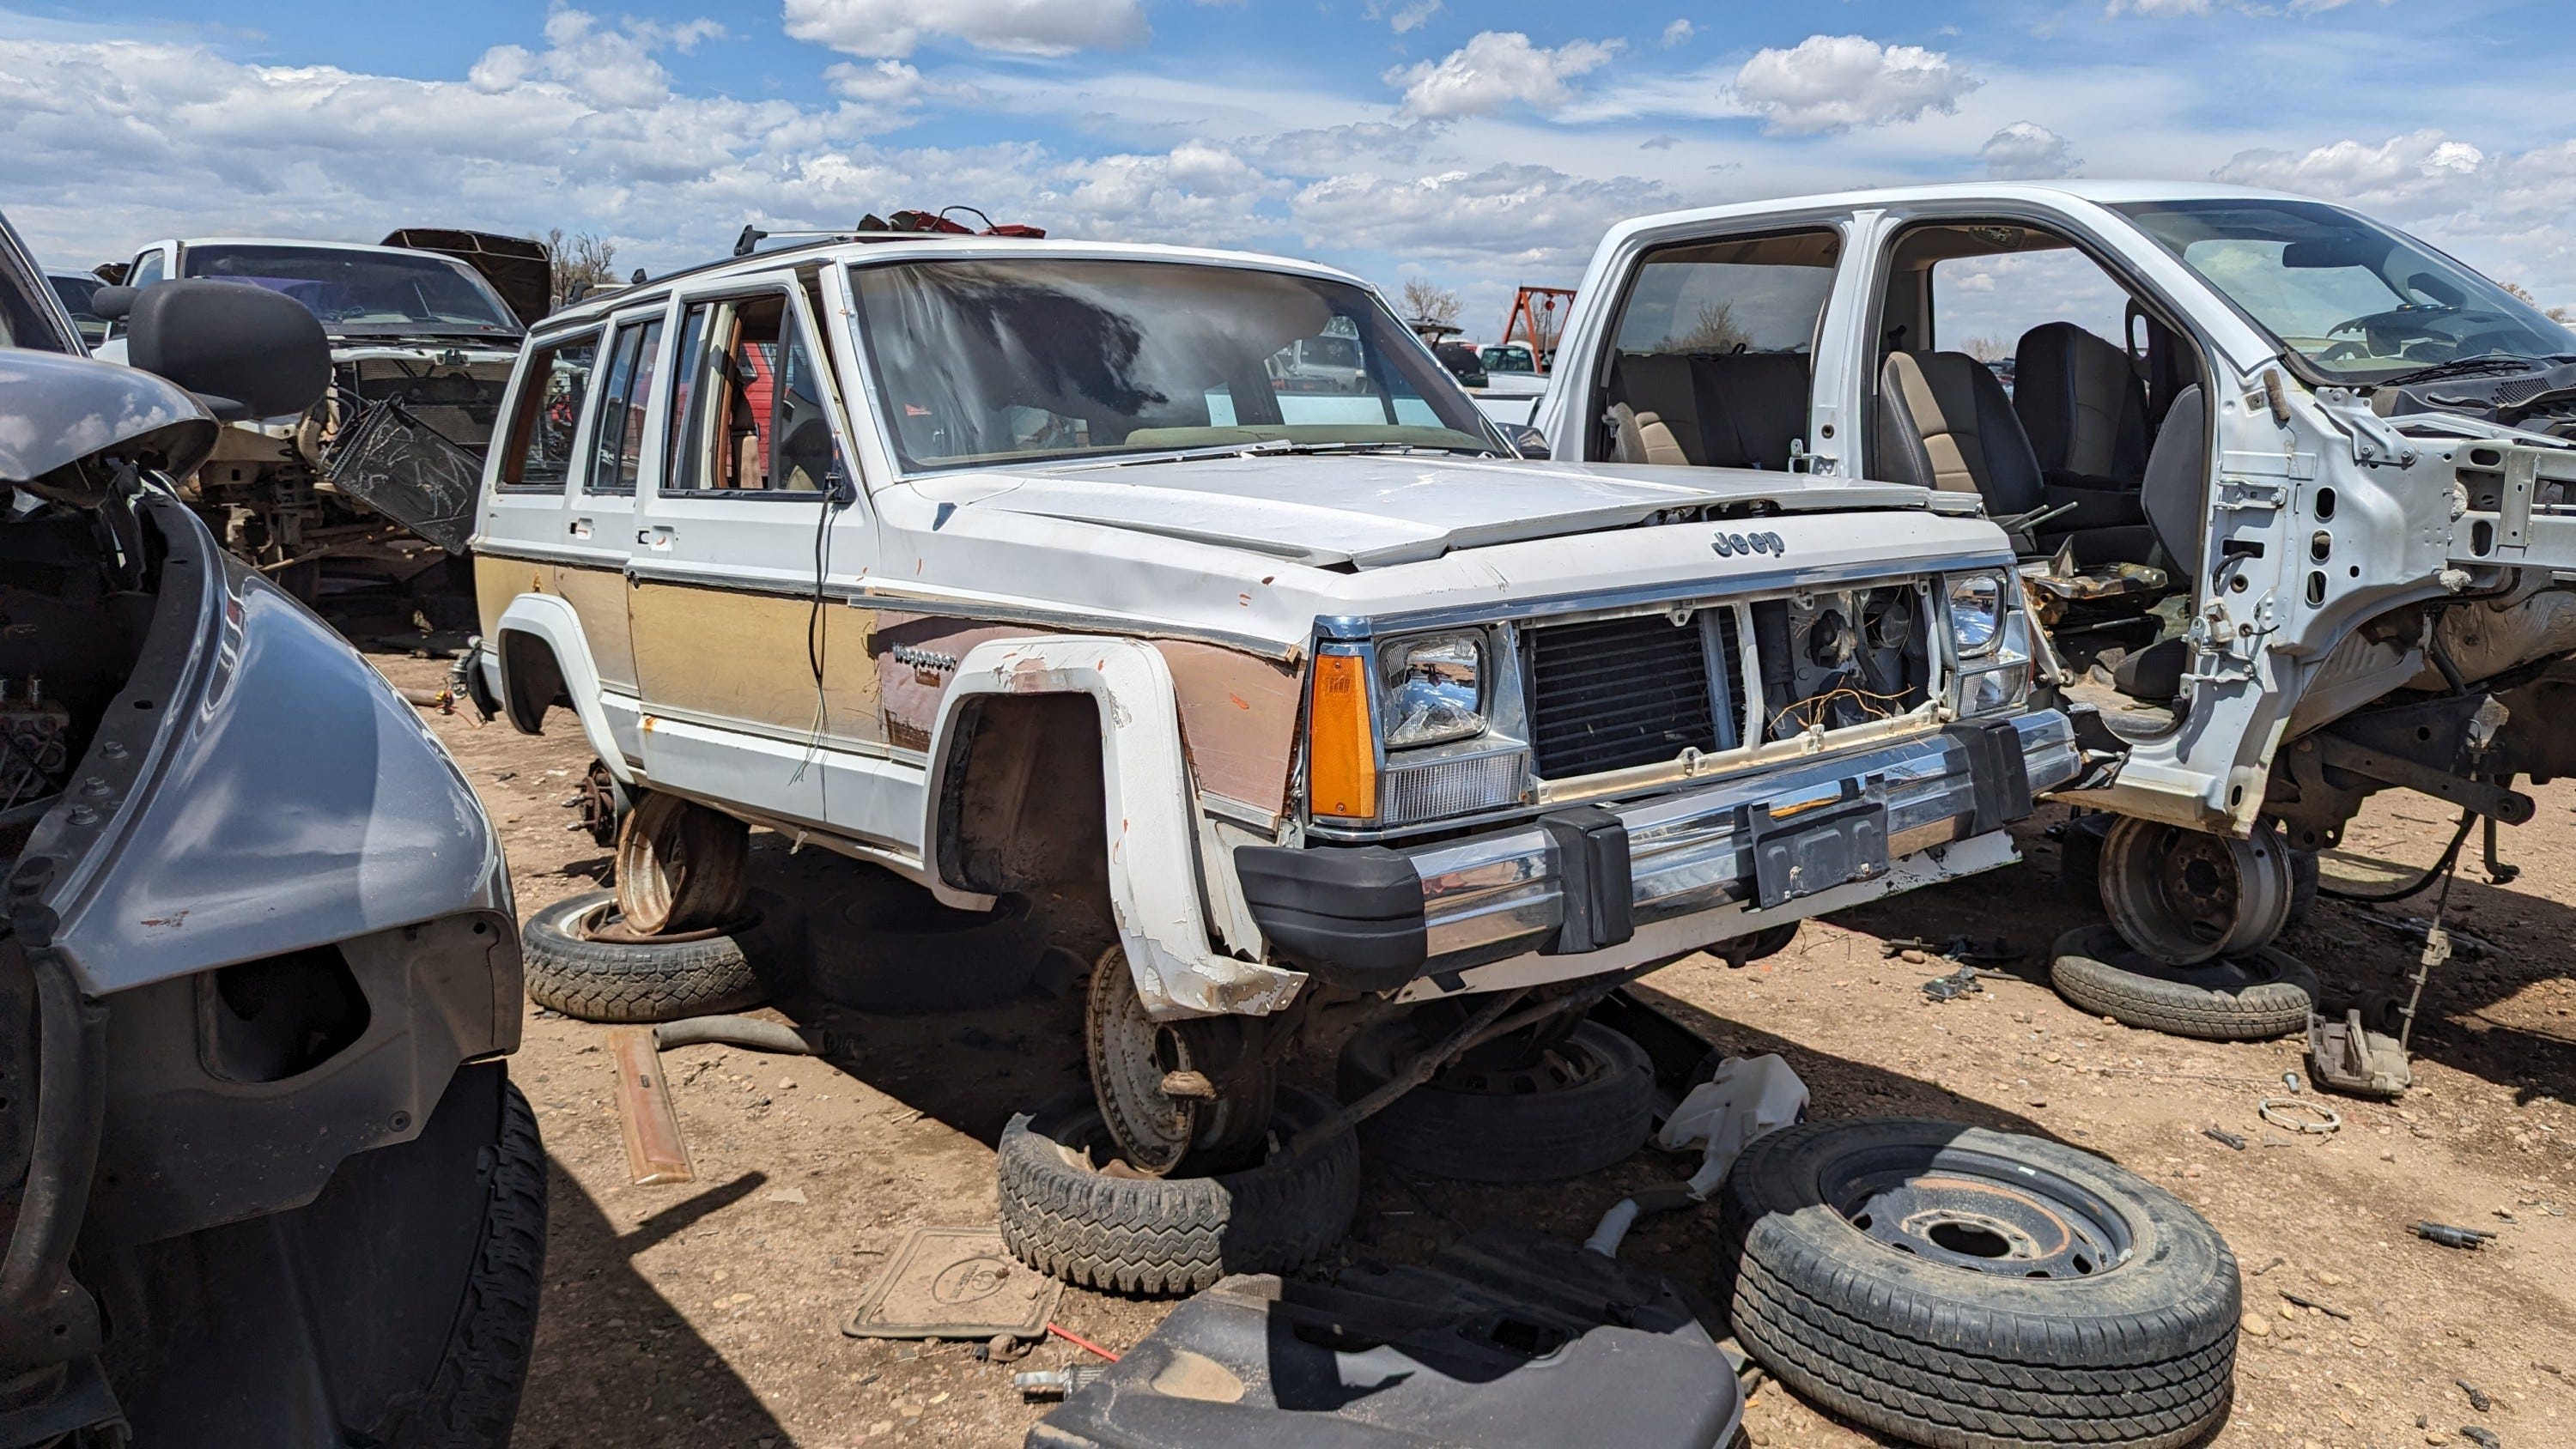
[3,176,2573,1446]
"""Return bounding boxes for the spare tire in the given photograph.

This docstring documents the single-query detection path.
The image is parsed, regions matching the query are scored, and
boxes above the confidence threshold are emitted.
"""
[1720,1119,2239,1449]
[2050,924,2318,1041]
[1336,1017,1654,1182]
[522,888,805,1023]
[998,1086,1358,1296]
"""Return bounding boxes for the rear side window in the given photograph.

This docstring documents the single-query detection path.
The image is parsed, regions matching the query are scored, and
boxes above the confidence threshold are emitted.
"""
[129,251,167,288]
[586,316,665,495]
[667,293,837,493]
[496,330,599,490]
[1611,230,1840,355]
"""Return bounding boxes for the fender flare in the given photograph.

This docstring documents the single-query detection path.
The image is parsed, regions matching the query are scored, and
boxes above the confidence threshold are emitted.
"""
[923,637,1303,1021]
[490,592,634,785]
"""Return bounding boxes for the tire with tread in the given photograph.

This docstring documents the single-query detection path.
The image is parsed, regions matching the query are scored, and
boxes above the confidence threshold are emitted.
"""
[1336,1017,1654,1182]
[998,1086,1358,1296]
[1719,1119,2238,1449]
[522,888,805,1023]
[383,1077,550,1448]
[2050,924,2318,1040]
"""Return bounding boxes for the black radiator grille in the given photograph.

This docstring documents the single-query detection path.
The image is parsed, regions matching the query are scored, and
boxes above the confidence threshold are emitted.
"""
[1526,611,1739,779]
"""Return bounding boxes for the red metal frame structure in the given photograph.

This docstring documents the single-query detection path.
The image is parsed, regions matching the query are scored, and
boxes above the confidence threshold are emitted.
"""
[1499,286,1577,373]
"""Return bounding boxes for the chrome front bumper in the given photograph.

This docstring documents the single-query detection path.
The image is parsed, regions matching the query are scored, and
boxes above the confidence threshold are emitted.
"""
[1405,710,2080,972]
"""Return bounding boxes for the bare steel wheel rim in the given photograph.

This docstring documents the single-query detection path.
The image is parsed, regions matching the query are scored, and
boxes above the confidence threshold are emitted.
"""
[1084,947,1275,1176]
[1826,1141,2136,1282]
[2099,816,2291,967]
[613,792,750,936]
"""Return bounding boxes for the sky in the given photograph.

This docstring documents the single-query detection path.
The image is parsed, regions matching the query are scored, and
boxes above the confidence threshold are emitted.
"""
[3,0,2571,343]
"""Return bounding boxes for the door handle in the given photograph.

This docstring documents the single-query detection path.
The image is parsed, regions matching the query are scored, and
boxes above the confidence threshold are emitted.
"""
[637,526,677,549]
[568,517,593,539]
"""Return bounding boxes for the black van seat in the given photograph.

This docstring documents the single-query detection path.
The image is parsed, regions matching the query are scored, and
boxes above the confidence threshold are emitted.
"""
[1609,352,1809,470]
[2014,323,2150,533]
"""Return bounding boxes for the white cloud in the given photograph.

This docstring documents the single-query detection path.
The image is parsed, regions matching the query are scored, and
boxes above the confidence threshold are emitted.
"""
[1291,163,1672,272]
[2215,128,2489,212]
[1728,34,1980,136]
[1981,122,2081,179]
[2106,0,2379,15]
[781,0,1146,59]
[465,9,725,110]
[1660,19,1693,46]
[1366,0,1443,33]
[1386,31,1621,119]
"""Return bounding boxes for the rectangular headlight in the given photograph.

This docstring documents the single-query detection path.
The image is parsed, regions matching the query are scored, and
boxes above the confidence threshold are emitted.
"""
[1378,631,1487,748]
[1946,573,2008,658]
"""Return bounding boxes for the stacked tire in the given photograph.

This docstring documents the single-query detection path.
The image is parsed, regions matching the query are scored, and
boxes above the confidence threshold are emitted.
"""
[997,1087,1359,1295]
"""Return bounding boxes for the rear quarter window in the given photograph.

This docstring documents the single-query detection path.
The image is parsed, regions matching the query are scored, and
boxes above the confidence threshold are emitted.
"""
[496,330,601,491]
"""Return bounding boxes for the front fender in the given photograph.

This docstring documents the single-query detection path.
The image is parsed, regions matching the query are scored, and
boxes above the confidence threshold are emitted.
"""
[13,494,513,996]
[492,591,634,785]
[923,637,1305,1021]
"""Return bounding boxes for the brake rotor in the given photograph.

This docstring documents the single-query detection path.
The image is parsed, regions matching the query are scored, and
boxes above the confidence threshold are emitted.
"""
[2099,816,2292,966]
[574,757,631,849]
[1084,946,1275,1176]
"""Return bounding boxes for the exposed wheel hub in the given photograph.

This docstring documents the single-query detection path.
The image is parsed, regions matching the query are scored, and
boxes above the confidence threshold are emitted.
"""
[1085,948,1275,1176]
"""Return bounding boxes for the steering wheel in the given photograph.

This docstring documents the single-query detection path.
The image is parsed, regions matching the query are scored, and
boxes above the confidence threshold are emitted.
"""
[2328,304,2455,337]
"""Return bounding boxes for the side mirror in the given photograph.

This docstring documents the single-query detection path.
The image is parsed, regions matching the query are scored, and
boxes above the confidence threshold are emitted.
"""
[121,280,330,421]
[1503,423,1549,460]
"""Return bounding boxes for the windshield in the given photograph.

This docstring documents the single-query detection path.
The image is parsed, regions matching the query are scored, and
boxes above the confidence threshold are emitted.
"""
[1482,345,1535,373]
[848,258,1502,471]
[179,244,522,340]
[2115,198,2576,384]
[47,275,106,346]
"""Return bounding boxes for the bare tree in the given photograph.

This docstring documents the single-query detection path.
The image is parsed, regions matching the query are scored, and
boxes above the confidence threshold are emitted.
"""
[546,228,620,308]
[1956,335,2012,363]
[1669,300,1747,354]
[1400,276,1461,329]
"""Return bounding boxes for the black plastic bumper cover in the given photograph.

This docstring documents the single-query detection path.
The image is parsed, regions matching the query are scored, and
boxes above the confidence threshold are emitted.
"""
[1234,845,1426,994]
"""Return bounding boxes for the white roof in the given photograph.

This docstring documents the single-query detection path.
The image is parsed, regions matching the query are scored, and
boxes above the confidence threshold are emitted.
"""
[172,236,440,259]
[1609,179,2321,237]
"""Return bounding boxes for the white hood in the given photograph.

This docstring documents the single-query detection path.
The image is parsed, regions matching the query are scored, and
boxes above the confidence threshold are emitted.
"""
[933,453,1952,569]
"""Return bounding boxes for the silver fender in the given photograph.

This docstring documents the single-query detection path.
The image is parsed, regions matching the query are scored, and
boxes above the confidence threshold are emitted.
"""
[922,637,1304,1021]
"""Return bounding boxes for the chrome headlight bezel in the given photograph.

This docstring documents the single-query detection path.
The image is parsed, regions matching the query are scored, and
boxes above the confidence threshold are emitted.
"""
[1376,629,1489,749]
[1945,572,2008,658]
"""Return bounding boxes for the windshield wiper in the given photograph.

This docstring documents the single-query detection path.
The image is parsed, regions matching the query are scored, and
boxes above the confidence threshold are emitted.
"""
[1097,439,1299,469]
[2379,355,2551,387]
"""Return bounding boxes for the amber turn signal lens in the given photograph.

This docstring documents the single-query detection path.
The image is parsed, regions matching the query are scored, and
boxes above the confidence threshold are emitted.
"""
[1308,652,1377,821]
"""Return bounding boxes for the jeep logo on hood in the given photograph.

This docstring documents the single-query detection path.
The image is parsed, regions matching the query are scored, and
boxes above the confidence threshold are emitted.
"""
[1713,530,1786,558]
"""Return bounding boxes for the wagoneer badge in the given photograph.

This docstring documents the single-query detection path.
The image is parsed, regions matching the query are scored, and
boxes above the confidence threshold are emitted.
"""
[890,644,959,674]
[1713,530,1786,558]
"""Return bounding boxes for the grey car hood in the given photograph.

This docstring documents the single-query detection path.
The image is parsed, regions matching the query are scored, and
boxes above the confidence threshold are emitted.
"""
[0,347,218,504]
[947,453,1946,568]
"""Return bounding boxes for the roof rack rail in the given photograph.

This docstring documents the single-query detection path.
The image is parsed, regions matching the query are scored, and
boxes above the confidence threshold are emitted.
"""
[732,209,1045,257]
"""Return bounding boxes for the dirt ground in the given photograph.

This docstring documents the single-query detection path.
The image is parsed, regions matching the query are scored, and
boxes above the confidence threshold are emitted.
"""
[371,651,2576,1449]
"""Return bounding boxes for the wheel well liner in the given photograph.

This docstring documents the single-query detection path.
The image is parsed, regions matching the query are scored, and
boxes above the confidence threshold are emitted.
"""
[495,628,568,735]
[934,692,1108,899]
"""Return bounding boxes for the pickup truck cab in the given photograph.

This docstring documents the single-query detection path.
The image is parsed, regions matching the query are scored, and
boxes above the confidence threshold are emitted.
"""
[100,233,540,605]
[1534,182,2576,963]
[469,233,2078,1171]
